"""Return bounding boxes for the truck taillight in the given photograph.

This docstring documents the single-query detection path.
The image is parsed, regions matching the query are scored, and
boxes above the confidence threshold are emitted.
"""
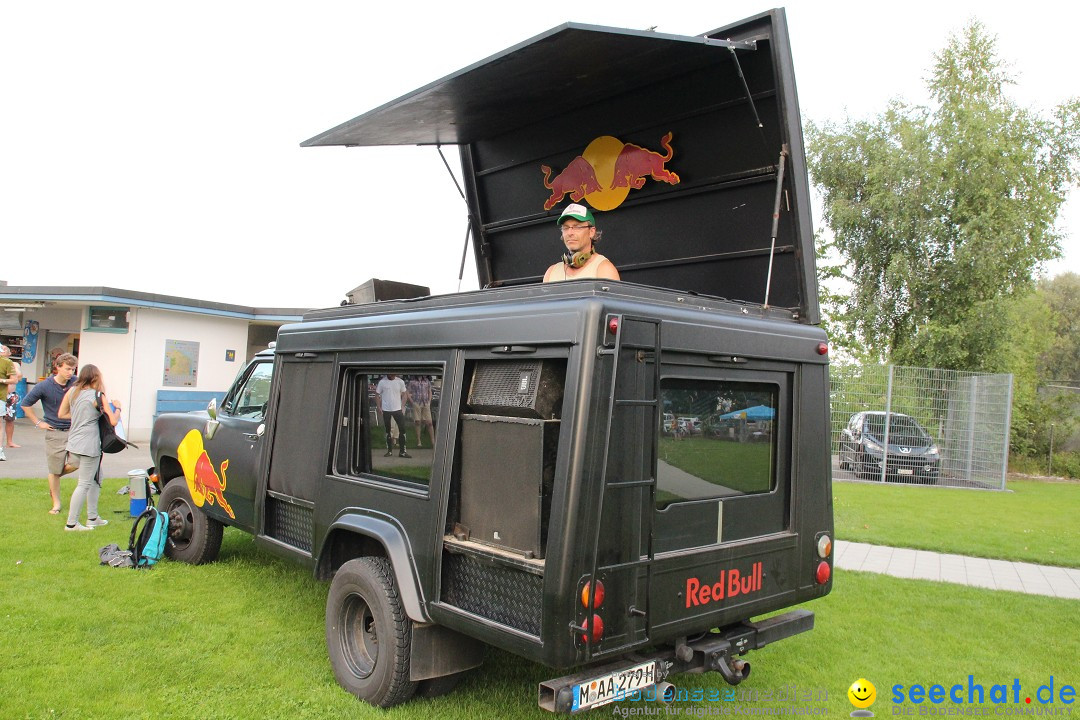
[816,342,828,355]
[583,614,604,644]
[815,561,831,585]
[581,580,605,609]
[607,316,619,335]
[816,534,832,559]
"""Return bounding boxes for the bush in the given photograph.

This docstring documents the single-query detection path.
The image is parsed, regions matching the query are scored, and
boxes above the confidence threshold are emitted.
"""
[1009,450,1080,479]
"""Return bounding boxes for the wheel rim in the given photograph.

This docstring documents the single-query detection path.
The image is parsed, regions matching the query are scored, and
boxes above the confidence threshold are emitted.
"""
[340,592,377,679]
[167,496,195,550]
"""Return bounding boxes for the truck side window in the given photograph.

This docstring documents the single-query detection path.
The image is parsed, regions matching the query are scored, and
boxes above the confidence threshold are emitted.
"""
[657,378,778,508]
[334,368,440,487]
[222,362,274,420]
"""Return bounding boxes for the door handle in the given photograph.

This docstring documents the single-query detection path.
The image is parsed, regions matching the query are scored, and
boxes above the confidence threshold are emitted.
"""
[242,423,266,441]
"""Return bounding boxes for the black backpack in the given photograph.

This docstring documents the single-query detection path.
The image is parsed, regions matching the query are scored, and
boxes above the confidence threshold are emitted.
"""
[97,392,138,454]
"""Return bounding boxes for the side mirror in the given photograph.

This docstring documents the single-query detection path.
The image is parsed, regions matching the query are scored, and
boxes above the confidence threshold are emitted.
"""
[205,398,221,440]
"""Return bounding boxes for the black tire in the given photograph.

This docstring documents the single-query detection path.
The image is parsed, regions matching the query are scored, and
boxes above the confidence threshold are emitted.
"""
[415,671,466,699]
[160,478,224,565]
[326,557,416,708]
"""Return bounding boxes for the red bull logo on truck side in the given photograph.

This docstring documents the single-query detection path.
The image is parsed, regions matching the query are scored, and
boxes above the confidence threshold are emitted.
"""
[685,561,764,608]
[541,132,680,211]
[177,429,237,519]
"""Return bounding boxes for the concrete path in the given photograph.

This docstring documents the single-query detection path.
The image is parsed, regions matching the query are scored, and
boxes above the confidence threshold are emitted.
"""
[835,540,1080,600]
[0,417,153,480]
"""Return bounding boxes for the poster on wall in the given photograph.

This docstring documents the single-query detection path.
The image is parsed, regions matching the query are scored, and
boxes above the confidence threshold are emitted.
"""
[22,321,38,363]
[163,339,199,387]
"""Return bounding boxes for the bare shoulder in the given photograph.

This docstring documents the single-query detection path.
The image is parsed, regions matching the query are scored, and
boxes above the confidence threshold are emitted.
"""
[596,258,621,281]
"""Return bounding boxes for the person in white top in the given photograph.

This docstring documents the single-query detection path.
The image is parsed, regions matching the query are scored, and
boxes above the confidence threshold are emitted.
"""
[375,373,411,459]
[543,203,621,283]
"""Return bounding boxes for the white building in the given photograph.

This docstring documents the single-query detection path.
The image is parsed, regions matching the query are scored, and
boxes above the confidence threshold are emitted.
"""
[1,285,307,440]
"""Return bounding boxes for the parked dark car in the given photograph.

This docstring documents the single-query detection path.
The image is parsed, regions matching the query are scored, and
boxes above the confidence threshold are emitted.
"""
[839,412,940,483]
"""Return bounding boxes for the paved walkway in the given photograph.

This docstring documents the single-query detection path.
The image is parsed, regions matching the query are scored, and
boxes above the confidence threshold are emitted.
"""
[0,417,152,480]
[835,540,1080,600]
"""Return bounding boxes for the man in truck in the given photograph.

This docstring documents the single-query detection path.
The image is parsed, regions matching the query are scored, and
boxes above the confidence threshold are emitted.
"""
[542,203,620,283]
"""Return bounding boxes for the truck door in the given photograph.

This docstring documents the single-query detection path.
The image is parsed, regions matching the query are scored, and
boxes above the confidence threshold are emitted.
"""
[196,358,274,530]
[581,315,660,660]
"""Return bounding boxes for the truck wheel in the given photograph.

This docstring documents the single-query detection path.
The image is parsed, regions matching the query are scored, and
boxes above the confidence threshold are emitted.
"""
[326,557,416,708]
[160,479,224,565]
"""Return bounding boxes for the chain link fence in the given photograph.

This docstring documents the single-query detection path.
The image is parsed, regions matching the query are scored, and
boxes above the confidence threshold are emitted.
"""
[830,365,1013,490]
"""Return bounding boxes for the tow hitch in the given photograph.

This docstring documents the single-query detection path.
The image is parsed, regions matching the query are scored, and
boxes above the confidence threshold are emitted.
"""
[538,609,813,712]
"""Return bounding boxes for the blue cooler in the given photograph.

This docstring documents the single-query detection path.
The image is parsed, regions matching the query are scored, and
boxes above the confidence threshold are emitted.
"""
[129,470,148,516]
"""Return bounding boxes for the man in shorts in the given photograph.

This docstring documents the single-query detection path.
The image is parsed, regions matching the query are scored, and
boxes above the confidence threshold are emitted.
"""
[407,375,436,448]
[20,353,79,514]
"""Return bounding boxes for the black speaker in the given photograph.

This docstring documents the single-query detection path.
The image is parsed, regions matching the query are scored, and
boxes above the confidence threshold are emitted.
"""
[458,414,559,558]
[467,360,565,419]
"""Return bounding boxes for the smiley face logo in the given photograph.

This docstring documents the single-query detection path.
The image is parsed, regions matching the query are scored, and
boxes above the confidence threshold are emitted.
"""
[848,678,877,712]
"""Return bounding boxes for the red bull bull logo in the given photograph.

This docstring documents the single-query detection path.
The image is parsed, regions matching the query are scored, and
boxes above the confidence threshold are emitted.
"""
[540,132,680,211]
[177,429,236,520]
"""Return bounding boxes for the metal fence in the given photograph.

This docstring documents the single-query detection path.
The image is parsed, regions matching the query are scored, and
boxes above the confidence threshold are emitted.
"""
[830,365,1013,490]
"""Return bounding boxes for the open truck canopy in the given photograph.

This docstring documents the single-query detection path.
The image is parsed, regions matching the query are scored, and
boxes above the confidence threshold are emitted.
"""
[303,9,819,324]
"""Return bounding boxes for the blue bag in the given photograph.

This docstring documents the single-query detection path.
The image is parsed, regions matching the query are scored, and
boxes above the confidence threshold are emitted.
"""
[129,506,169,567]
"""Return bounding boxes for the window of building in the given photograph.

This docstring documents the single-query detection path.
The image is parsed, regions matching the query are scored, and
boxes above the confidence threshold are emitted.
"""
[86,306,129,332]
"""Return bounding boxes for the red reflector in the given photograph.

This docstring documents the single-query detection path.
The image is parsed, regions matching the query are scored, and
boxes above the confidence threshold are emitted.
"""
[581,580,605,609]
[816,342,829,356]
[815,561,831,584]
[607,316,619,335]
[582,614,604,643]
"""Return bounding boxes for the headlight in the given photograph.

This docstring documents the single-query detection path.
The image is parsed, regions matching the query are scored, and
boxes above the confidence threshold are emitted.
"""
[926,445,940,458]
[863,439,882,453]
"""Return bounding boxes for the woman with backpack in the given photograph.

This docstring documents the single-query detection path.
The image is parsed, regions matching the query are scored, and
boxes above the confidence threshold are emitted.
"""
[58,364,121,532]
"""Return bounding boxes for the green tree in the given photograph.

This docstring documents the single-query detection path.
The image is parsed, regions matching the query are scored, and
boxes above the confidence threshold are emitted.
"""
[1037,272,1080,383]
[1011,273,1080,459]
[807,21,1080,371]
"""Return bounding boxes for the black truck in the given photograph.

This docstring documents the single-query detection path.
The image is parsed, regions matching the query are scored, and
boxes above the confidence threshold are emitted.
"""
[150,8,833,713]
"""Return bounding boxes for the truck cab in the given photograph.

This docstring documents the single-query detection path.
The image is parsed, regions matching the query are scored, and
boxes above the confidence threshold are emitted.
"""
[150,8,833,713]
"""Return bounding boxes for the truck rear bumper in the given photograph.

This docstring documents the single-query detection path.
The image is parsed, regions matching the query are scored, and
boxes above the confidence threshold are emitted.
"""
[538,609,814,713]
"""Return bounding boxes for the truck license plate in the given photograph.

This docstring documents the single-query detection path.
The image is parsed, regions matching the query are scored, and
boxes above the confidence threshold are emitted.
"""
[572,660,656,711]
[898,468,914,476]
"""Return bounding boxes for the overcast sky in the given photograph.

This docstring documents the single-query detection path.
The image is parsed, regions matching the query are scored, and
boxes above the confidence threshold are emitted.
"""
[2,1,1077,309]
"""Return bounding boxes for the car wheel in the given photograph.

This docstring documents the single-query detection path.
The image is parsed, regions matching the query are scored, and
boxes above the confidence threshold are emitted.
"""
[160,478,224,564]
[838,446,850,471]
[326,557,416,708]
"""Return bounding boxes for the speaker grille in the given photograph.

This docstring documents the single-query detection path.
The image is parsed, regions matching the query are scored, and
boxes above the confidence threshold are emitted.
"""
[467,360,564,418]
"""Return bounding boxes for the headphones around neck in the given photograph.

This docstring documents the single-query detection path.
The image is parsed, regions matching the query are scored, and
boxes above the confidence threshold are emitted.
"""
[562,249,594,268]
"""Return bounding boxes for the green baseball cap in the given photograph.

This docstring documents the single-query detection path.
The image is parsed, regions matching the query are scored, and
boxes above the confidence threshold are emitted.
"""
[557,203,595,225]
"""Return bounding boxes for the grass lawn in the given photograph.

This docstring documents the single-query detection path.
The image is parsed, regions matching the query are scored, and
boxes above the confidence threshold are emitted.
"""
[2,475,1077,719]
[834,479,1080,568]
